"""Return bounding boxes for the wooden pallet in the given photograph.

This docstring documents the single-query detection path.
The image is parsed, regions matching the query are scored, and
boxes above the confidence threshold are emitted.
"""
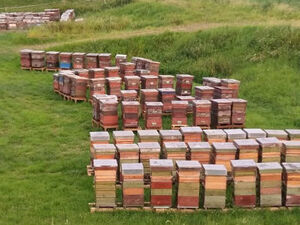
[162,112,172,116]
[92,119,101,128]
[171,124,188,130]
[231,124,245,129]
[21,67,31,70]
[99,122,119,131]
[199,125,210,130]
[32,67,45,71]
[87,165,93,176]
[70,96,87,103]
[123,126,142,131]
[63,94,71,101]
[54,89,60,94]
[215,124,231,129]
[46,68,59,72]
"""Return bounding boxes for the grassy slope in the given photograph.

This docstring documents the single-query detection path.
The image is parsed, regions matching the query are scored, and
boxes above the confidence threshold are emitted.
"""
[0,0,300,224]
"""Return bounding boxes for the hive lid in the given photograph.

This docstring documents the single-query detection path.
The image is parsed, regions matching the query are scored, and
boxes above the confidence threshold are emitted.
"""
[159,75,174,78]
[99,53,111,57]
[176,160,201,169]
[120,90,137,94]
[145,102,163,107]
[20,49,32,53]
[116,144,139,151]
[124,76,140,79]
[115,54,127,58]
[256,162,282,171]
[282,141,300,148]
[228,98,247,103]
[211,99,232,104]
[221,78,240,84]
[93,144,116,152]
[106,77,122,81]
[264,129,288,137]
[231,159,256,169]
[244,128,266,137]
[93,159,118,168]
[164,142,187,149]
[72,52,85,56]
[203,129,226,137]
[46,51,59,54]
[159,130,182,137]
[141,89,159,93]
[89,68,104,72]
[195,86,214,91]
[180,126,202,133]
[202,77,221,82]
[137,129,159,136]
[141,75,158,79]
[122,101,140,106]
[285,129,300,136]
[86,53,98,57]
[150,159,173,168]
[176,74,194,78]
[31,50,45,54]
[138,142,160,151]
[192,100,211,105]
[224,129,246,136]
[121,163,144,173]
[89,131,110,141]
[176,96,195,100]
[188,142,211,150]
[256,137,281,145]
[202,164,227,176]
[171,100,188,105]
[113,131,134,138]
[233,139,259,147]
[282,163,300,172]
[105,66,119,70]
[120,62,135,66]
[212,142,237,151]
[158,88,175,93]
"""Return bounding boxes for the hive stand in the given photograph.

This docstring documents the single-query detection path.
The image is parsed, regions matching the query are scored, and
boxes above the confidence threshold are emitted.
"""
[31,67,45,71]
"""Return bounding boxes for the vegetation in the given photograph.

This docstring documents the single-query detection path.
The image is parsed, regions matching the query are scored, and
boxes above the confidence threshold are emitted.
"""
[0,0,300,224]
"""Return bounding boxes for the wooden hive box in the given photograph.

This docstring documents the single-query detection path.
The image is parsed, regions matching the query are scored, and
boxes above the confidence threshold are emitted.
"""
[180,126,203,143]
[221,78,240,98]
[282,141,300,163]
[144,102,163,129]
[175,74,194,96]
[138,142,161,176]
[74,69,89,78]
[124,76,141,91]
[70,76,88,98]
[176,95,195,113]
[120,90,138,101]
[88,68,105,79]
[230,98,247,126]
[282,162,300,206]
[224,129,247,142]
[99,98,119,127]
[195,86,214,100]
[115,54,127,67]
[188,142,212,164]
[145,60,160,76]
[158,75,174,88]
[243,128,266,139]
[20,49,32,68]
[233,139,259,162]
[159,130,182,146]
[98,53,111,68]
[137,129,160,142]
[72,52,85,69]
[171,100,188,127]
[256,137,282,162]
[140,89,159,112]
[202,164,227,209]
[31,50,45,68]
[213,86,234,99]
[116,144,140,168]
[158,88,176,113]
[150,159,173,208]
[120,62,135,78]
[141,75,158,89]
[92,144,116,164]
[203,129,226,144]
[211,99,232,128]
[106,77,122,98]
[135,69,150,76]
[53,73,59,91]
[121,101,140,129]
[285,129,300,141]
[59,52,72,69]
[46,51,59,69]
[85,53,98,69]
[89,131,110,145]
[176,160,201,209]
[163,142,187,174]
[113,131,135,144]
[212,142,237,172]
[192,100,211,127]
[202,77,221,87]
[89,78,106,99]
[104,66,120,78]
[264,129,288,140]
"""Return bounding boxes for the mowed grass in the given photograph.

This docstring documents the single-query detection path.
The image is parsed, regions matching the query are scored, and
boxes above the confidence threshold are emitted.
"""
[0,24,300,224]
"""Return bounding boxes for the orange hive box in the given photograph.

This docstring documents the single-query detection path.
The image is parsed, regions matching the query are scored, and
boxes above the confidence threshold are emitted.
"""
[175,74,194,96]
[150,159,173,208]
[282,163,300,206]
[176,160,201,209]
[99,98,118,127]
[212,142,237,172]
[94,159,118,207]
[195,86,214,100]
[188,142,212,164]
[92,94,117,122]
[158,88,176,113]
[144,102,163,129]
[158,75,174,88]
[98,53,111,68]
[230,98,247,126]
[72,52,85,69]
[121,101,140,129]
[202,164,227,209]
[70,76,88,98]
[171,101,188,127]
[122,163,144,207]
[243,128,266,139]
[113,131,135,144]
[256,137,282,163]
[91,144,116,166]
[192,100,211,128]
[74,69,89,78]
[282,141,300,162]
[106,77,122,98]
[137,129,160,142]
[233,139,259,162]
[140,89,159,113]
[203,129,226,144]
[163,142,187,174]
[85,53,98,69]
[231,159,257,208]
[117,144,140,170]
[180,126,203,143]
[138,142,161,176]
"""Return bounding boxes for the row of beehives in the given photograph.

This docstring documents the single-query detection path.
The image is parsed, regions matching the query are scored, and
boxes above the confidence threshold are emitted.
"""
[93,158,300,209]
[0,9,73,30]
[89,128,300,173]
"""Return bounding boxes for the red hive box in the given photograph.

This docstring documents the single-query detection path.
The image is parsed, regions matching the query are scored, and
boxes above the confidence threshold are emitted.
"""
[88,68,105,79]
[121,90,138,101]
[140,89,159,113]
[20,49,31,68]
[74,69,89,78]
[141,75,158,89]
[89,78,106,99]
[221,79,240,98]
[72,52,85,69]
[171,100,188,127]
[115,54,127,67]
[195,86,214,100]
[106,77,122,99]
[122,101,140,129]
[53,73,59,91]
[31,50,45,68]
[192,100,211,127]
[211,99,232,128]
[59,52,72,69]
[176,74,194,96]
[104,66,120,78]
[229,98,247,125]
[46,51,59,69]
[145,102,163,129]
[135,69,150,76]
[85,53,98,69]
[159,75,174,88]
[120,62,135,79]
[145,60,160,76]
[202,77,221,87]
[98,53,111,68]
[62,73,75,96]
[99,99,119,127]
[70,76,88,98]
[213,86,234,99]
[124,76,141,92]
[158,88,176,113]
[176,95,195,113]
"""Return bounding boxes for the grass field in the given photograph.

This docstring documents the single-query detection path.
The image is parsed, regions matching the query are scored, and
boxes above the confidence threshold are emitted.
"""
[0,0,300,224]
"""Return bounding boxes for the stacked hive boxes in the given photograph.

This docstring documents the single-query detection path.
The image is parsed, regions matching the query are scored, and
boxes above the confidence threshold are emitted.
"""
[124,76,140,92]
[93,94,117,123]
[140,89,159,112]
[72,53,85,69]
[212,142,237,172]
[158,75,174,88]
[282,163,300,206]
[145,60,160,76]
[264,129,288,140]
[99,98,118,127]
[141,75,158,89]
[120,62,135,79]
[113,131,135,144]
[20,49,31,68]
[221,79,240,98]
[188,142,212,164]
[115,54,127,67]
[192,100,211,127]
[85,53,98,68]
[230,98,247,126]
[180,127,202,143]
[211,99,232,128]
[159,130,182,146]
[74,69,89,78]
[89,78,106,99]
[256,137,282,162]
[70,76,88,98]
[195,86,214,100]
[137,130,160,142]
[171,101,188,127]
[176,160,201,208]
[121,90,138,101]
[46,51,59,70]
[285,129,300,140]
[224,129,246,142]
[175,74,194,96]
[144,102,163,129]
[202,77,221,87]
[62,73,73,96]
[158,88,176,114]
[89,68,105,79]
[244,128,266,139]
[122,163,144,207]
[94,159,118,208]
[105,67,120,78]
[121,101,140,129]
[282,141,300,162]
[176,96,195,113]
[213,86,234,99]
[202,164,227,209]
[231,159,257,208]
[98,53,111,68]
[31,50,45,69]
[233,139,259,162]
[138,142,161,176]
[150,159,173,208]
[59,52,72,69]
[203,129,226,144]
[106,77,122,98]
[257,162,282,207]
